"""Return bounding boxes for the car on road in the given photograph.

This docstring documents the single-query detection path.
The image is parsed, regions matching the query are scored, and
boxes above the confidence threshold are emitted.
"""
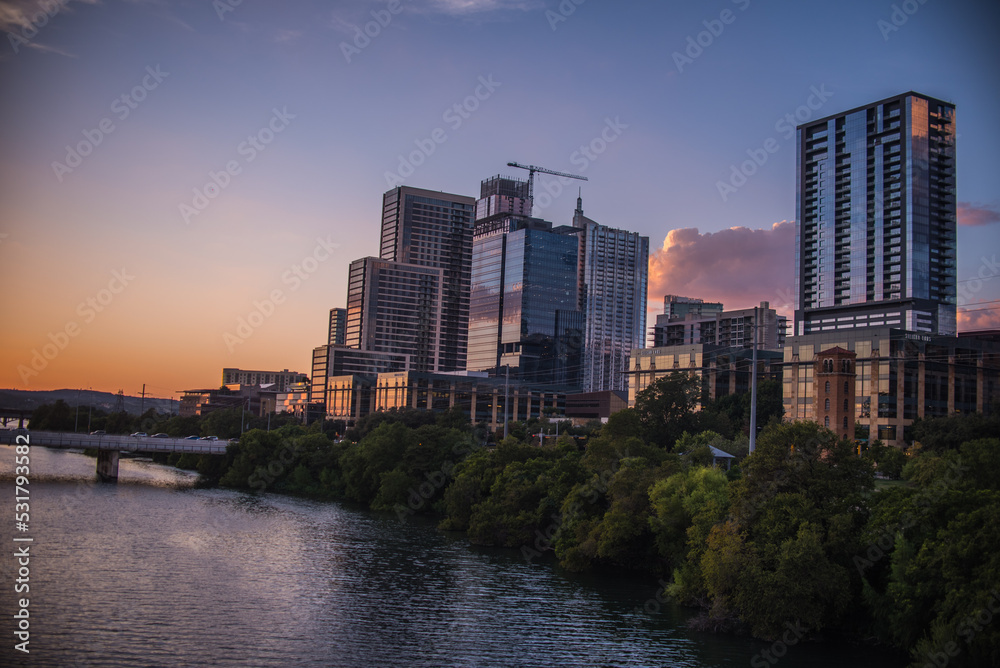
[152,433,170,438]
[199,436,219,441]
[90,430,106,435]
[184,435,201,440]
[130,432,148,437]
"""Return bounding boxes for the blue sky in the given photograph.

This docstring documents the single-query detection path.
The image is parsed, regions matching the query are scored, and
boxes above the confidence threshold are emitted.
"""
[1,0,998,396]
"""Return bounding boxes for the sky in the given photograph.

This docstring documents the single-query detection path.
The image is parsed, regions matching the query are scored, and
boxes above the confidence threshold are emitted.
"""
[0,0,998,400]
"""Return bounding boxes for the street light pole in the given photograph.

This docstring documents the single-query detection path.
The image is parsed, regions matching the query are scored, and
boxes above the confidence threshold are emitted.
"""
[749,306,759,454]
[503,365,509,441]
[75,387,81,432]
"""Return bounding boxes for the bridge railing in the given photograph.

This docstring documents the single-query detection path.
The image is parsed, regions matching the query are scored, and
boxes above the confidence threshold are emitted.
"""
[0,430,229,455]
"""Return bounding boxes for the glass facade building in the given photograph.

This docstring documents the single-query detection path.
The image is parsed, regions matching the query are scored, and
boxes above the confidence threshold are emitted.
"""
[794,91,957,336]
[467,213,583,388]
[573,196,649,393]
[380,186,476,371]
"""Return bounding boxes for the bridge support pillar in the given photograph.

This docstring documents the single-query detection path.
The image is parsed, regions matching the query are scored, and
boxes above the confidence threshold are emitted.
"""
[96,450,119,482]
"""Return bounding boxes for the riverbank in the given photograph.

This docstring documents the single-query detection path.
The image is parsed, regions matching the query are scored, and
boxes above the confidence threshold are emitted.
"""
[208,410,1000,668]
[1,444,908,668]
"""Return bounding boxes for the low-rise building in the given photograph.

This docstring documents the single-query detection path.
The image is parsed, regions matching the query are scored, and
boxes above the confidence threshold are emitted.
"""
[274,382,321,422]
[564,390,629,424]
[323,369,568,430]
[782,328,1000,447]
[628,344,783,408]
[220,368,308,392]
[651,300,786,350]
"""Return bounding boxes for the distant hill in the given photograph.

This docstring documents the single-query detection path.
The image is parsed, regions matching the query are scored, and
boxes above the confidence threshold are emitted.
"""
[0,388,179,415]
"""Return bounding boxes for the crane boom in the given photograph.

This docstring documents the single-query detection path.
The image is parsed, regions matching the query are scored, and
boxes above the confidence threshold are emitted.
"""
[506,162,588,207]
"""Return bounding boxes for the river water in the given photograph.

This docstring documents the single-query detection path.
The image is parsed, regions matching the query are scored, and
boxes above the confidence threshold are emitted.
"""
[1,445,904,667]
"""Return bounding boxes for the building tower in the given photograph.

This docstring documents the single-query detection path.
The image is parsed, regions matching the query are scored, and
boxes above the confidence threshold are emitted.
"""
[573,193,649,393]
[812,347,856,441]
[344,257,443,373]
[794,91,956,336]
[379,186,476,371]
[467,176,583,387]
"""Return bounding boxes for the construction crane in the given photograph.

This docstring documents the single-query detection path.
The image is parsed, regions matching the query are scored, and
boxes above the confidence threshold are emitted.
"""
[506,162,588,204]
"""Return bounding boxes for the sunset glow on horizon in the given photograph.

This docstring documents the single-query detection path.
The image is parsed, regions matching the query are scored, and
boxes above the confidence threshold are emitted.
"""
[2,0,998,399]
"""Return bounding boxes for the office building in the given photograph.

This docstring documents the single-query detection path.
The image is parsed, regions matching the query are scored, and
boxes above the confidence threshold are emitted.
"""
[181,383,280,418]
[573,194,649,393]
[220,368,307,392]
[344,257,443,372]
[565,390,629,424]
[782,328,999,447]
[374,370,566,429]
[628,344,783,408]
[467,176,584,387]
[379,185,476,371]
[795,91,957,336]
[651,300,786,350]
[274,382,320,423]
[311,344,411,417]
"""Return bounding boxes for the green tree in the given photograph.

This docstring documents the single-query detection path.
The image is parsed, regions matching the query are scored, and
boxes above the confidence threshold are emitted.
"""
[28,400,76,431]
[649,465,730,604]
[345,407,436,441]
[697,421,873,639]
[339,422,415,505]
[862,438,1000,666]
[219,429,291,490]
[909,412,1000,451]
[201,407,245,439]
[863,440,907,479]
[634,373,702,450]
[439,447,504,531]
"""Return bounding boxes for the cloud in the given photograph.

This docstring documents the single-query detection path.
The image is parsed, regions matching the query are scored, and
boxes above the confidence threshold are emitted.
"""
[329,0,540,33]
[957,202,1000,227]
[958,305,1000,332]
[648,221,796,315]
[273,28,302,44]
[419,0,542,14]
[25,40,77,57]
[0,0,97,33]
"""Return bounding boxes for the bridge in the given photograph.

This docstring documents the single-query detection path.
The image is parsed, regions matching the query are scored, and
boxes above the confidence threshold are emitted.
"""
[0,430,229,482]
[0,407,32,429]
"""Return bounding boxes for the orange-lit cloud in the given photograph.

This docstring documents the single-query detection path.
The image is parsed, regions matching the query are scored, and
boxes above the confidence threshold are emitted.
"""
[957,202,1000,227]
[648,221,796,315]
[958,305,1000,332]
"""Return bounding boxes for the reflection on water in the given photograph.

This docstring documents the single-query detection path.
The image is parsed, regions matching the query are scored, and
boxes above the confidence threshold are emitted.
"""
[0,445,904,667]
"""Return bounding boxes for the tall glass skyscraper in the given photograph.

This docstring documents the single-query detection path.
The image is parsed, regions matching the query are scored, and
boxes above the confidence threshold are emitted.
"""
[380,186,476,371]
[467,176,583,387]
[572,195,648,393]
[794,91,957,336]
